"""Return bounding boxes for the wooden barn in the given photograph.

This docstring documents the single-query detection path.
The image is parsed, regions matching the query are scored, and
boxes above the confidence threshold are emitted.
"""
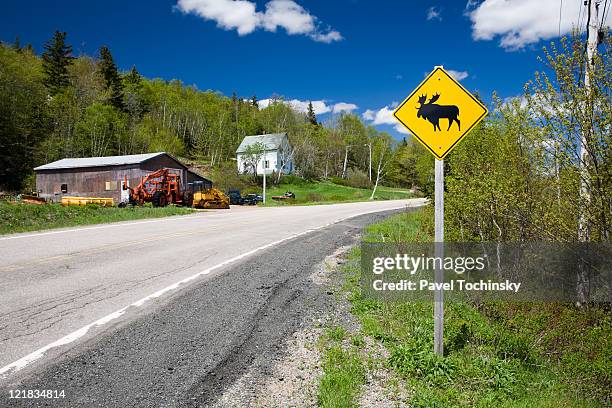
[34,152,212,204]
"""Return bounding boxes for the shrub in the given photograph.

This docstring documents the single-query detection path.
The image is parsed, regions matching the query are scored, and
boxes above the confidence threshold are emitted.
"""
[277,174,310,186]
[208,162,255,192]
[331,168,372,189]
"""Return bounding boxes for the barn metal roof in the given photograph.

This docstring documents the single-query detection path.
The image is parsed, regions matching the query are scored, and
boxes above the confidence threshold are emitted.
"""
[34,152,168,171]
[235,133,287,153]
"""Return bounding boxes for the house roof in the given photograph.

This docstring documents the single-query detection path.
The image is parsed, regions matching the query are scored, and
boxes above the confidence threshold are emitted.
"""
[34,152,170,171]
[236,133,287,153]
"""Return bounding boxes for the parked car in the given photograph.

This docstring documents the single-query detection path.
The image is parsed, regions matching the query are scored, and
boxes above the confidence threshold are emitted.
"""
[227,189,243,205]
[242,193,263,205]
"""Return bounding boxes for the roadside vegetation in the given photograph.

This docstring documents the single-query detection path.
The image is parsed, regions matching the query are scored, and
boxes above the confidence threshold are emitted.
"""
[207,169,416,206]
[264,180,413,206]
[0,200,193,235]
[317,326,366,408]
[317,210,610,407]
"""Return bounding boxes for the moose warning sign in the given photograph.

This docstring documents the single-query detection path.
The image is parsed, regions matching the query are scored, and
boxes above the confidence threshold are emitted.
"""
[393,66,487,160]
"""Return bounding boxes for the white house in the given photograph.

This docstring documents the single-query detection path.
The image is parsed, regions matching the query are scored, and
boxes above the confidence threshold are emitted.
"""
[236,133,294,175]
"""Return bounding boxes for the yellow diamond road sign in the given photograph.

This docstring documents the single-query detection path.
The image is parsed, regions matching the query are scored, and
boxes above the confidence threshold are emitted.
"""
[393,66,487,160]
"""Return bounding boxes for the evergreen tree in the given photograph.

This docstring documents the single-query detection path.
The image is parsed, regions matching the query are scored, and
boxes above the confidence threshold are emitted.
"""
[231,91,238,122]
[41,31,74,95]
[306,101,317,125]
[98,45,124,110]
[251,95,258,108]
[124,65,141,85]
[123,65,147,119]
[12,36,20,52]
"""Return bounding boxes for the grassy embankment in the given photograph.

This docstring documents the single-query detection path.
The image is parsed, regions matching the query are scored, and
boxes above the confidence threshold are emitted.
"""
[0,201,194,235]
[317,209,610,408]
[261,180,414,206]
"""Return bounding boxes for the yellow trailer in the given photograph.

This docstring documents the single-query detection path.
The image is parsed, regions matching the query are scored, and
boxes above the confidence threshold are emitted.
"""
[61,196,114,207]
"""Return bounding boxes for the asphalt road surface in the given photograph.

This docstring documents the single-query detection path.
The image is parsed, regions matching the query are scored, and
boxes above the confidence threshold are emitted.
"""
[0,199,425,407]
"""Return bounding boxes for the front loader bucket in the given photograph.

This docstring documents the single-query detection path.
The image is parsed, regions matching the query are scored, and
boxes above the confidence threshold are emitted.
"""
[203,201,230,209]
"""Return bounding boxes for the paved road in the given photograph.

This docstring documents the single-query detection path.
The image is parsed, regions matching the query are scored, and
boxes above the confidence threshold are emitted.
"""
[0,199,425,388]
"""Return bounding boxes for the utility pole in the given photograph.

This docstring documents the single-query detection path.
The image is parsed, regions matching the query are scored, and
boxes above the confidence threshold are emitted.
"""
[579,0,599,243]
[366,143,372,182]
[262,151,267,205]
[576,0,600,305]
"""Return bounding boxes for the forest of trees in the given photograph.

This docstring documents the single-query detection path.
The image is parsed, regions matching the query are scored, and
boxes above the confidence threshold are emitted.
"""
[0,31,429,192]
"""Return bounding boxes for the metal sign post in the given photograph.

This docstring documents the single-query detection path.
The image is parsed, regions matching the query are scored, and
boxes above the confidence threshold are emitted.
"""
[392,66,487,358]
[434,158,444,356]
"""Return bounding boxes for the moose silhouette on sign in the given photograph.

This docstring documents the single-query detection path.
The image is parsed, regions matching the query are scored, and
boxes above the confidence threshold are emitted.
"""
[416,93,460,132]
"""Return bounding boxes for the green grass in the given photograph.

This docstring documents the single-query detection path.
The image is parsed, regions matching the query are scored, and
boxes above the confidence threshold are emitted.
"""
[317,327,366,408]
[259,180,414,206]
[0,201,194,235]
[324,208,610,407]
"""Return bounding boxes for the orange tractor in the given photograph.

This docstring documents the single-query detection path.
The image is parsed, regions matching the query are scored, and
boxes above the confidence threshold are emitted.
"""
[124,168,229,209]
[126,168,190,207]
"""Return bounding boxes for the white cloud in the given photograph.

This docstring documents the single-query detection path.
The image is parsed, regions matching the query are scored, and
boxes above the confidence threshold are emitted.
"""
[289,99,330,114]
[394,124,411,135]
[465,0,479,11]
[362,109,375,121]
[332,102,358,113]
[258,98,330,114]
[258,98,358,115]
[176,0,342,43]
[176,0,260,35]
[310,30,343,43]
[502,95,528,109]
[363,104,412,135]
[468,0,612,50]
[261,0,314,34]
[362,105,396,125]
[372,106,396,125]
[427,6,442,21]
[446,69,469,81]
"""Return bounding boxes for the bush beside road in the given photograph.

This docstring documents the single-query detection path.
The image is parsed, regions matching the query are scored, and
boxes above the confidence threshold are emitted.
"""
[317,209,610,407]
[262,180,415,206]
[0,201,194,235]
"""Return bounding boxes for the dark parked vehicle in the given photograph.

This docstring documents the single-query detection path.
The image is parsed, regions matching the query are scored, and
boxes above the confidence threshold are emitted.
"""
[242,193,262,205]
[227,190,243,205]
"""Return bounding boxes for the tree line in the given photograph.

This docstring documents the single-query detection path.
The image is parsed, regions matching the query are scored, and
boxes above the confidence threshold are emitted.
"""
[0,31,429,192]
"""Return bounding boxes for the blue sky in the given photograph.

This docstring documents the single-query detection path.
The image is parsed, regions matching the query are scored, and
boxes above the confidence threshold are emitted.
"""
[1,0,603,138]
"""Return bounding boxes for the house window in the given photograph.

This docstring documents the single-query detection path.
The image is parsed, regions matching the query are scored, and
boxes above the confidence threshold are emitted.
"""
[61,183,68,193]
[105,181,117,191]
[264,160,270,169]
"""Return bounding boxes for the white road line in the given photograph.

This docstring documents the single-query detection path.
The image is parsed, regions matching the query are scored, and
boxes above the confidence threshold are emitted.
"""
[0,202,422,379]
